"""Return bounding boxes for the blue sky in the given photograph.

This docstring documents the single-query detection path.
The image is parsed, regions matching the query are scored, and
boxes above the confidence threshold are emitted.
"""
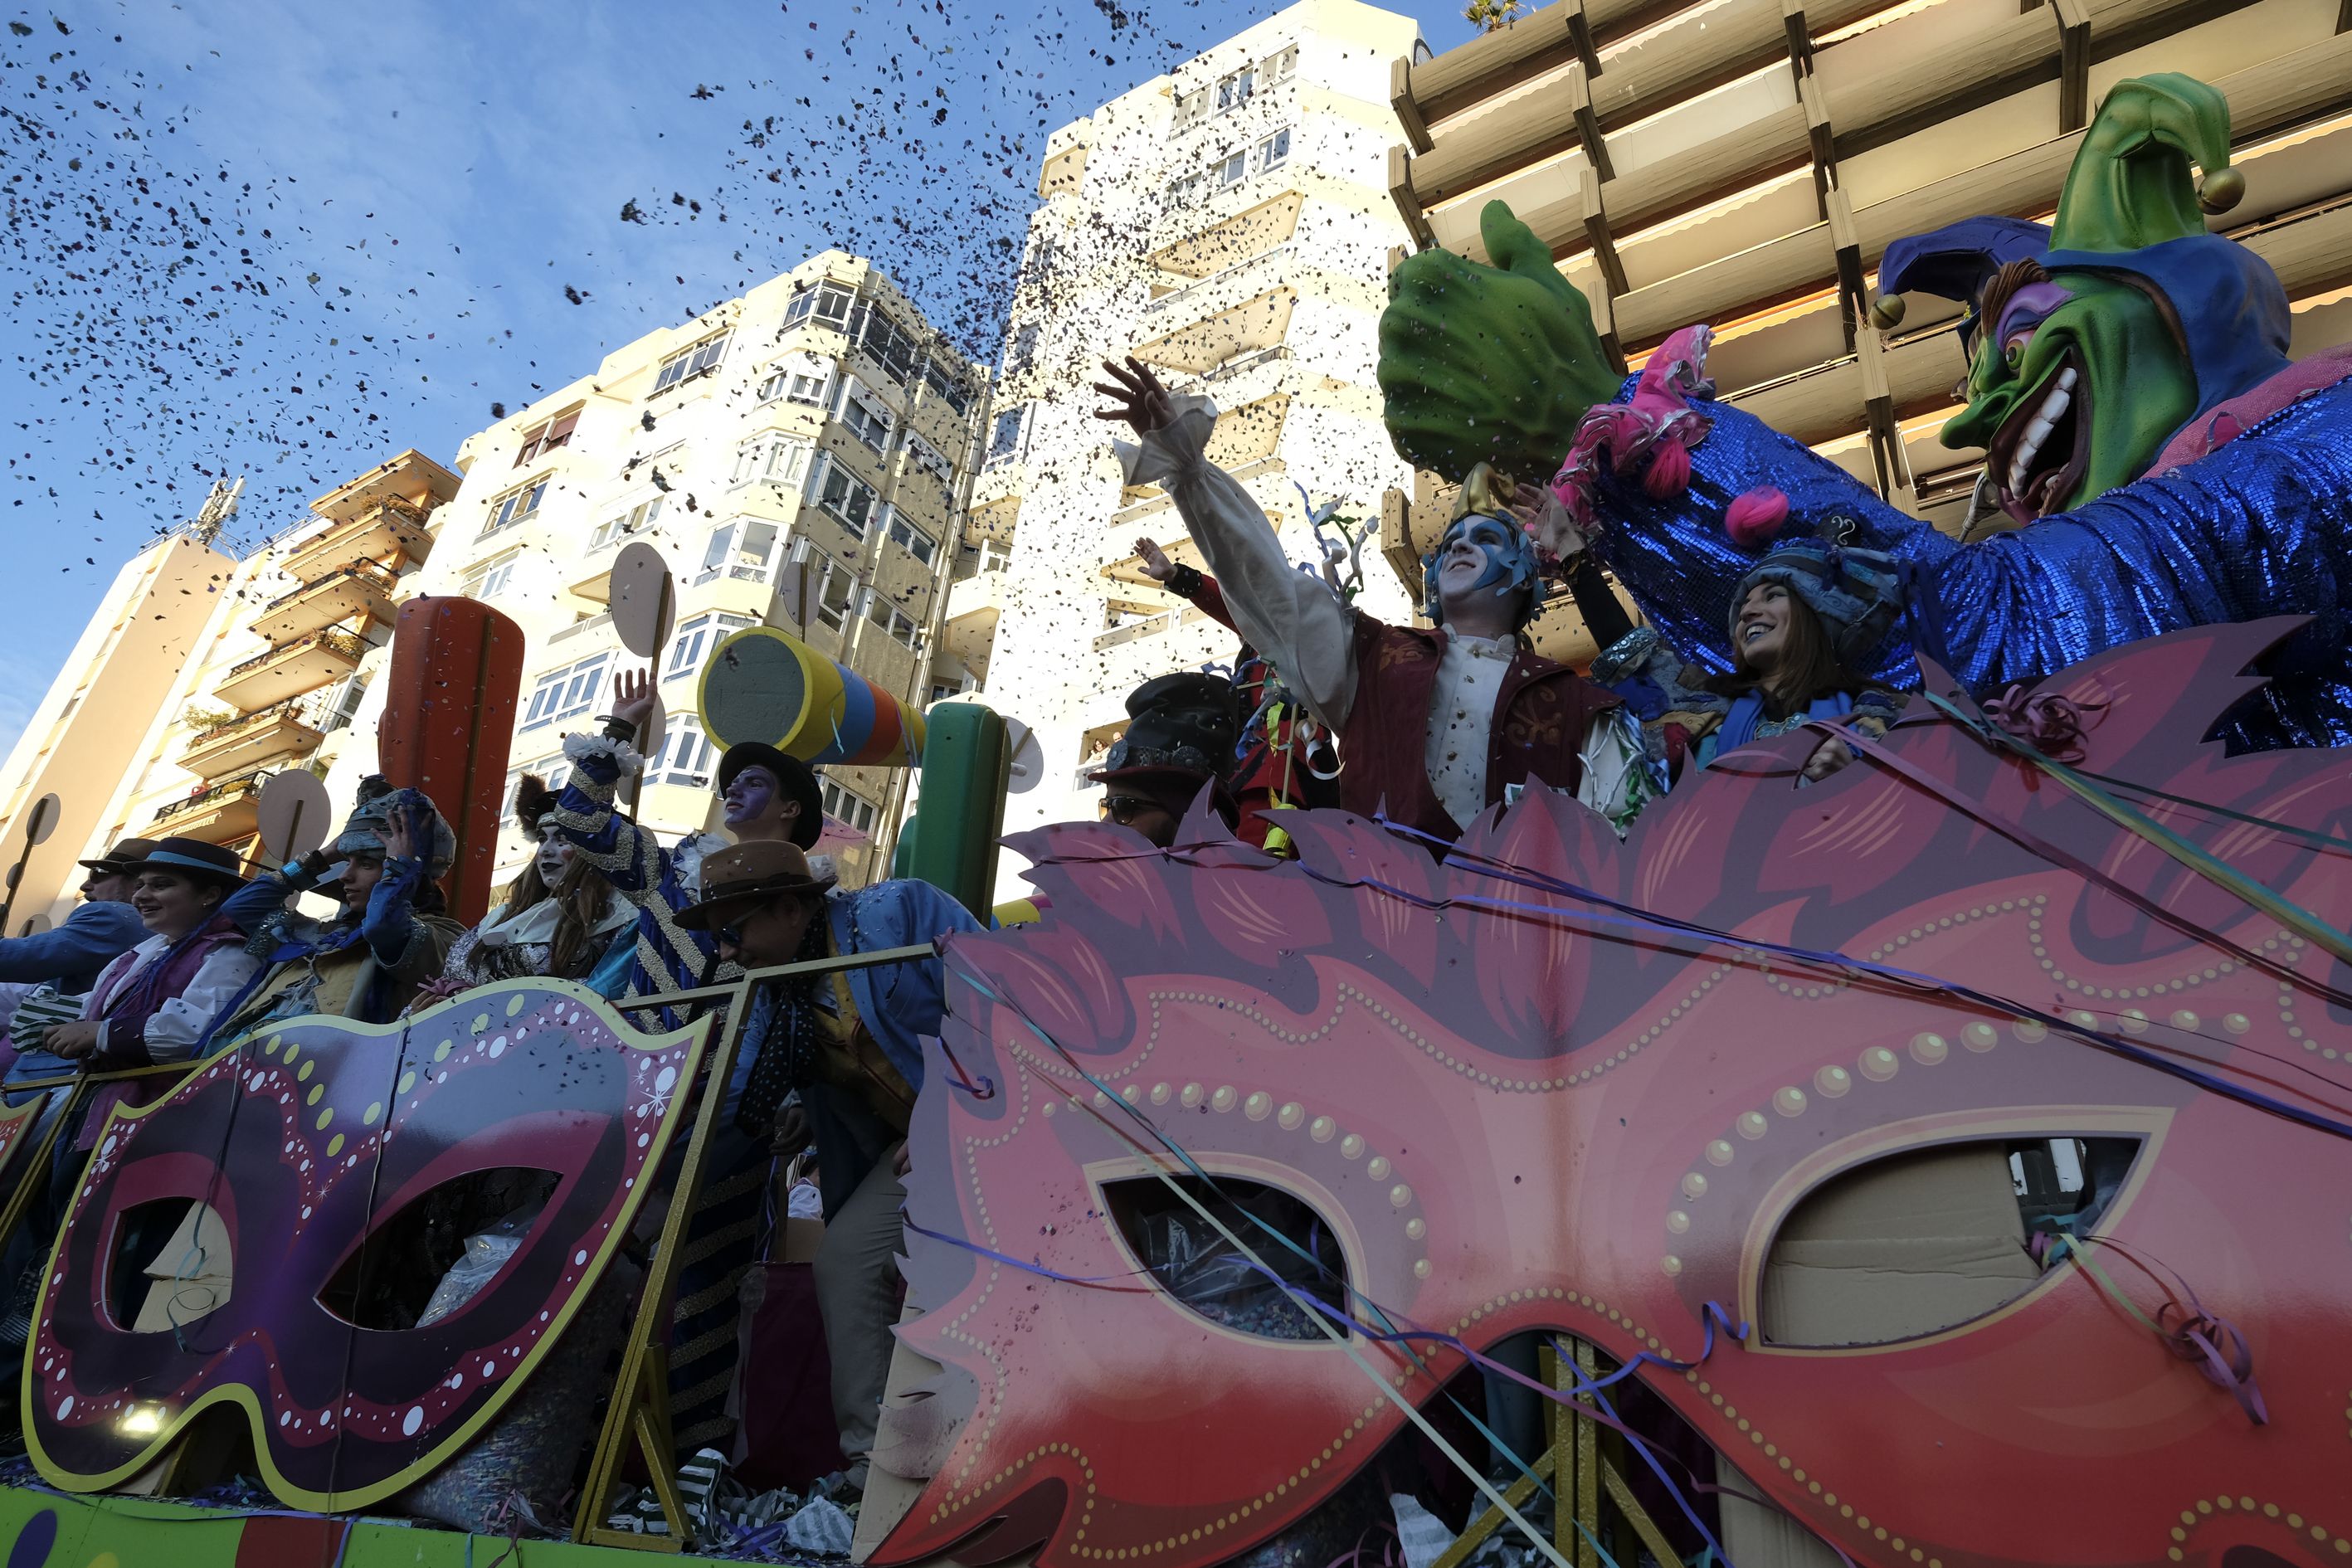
[0,0,1478,761]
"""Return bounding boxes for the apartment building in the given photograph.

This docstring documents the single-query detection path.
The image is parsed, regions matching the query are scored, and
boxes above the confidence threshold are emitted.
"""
[944,0,1425,893]
[320,255,988,890]
[0,460,459,929]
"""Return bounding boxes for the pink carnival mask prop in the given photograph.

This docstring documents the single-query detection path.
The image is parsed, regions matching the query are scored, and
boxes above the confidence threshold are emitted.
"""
[881,619,2352,1568]
[27,981,706,1510]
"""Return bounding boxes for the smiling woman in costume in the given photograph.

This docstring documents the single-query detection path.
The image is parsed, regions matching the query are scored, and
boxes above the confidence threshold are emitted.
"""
[425,775,633,997]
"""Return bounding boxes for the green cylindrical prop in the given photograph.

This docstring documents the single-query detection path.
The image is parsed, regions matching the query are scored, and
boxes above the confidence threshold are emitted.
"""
[908,702,1008,919]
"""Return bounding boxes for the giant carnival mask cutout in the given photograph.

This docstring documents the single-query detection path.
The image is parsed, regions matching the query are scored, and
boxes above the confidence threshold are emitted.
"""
[1379,72,2352,756]
[877,620,2352,1568]
[26,981,704,1510]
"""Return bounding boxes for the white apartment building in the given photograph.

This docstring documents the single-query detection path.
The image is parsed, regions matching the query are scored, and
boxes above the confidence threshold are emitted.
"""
[322,256,987,890]
[941,0,1424,895]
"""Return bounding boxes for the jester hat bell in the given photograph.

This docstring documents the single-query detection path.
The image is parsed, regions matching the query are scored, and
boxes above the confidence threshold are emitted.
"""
[1730,538,1909,670]
[1422,463,1545,627]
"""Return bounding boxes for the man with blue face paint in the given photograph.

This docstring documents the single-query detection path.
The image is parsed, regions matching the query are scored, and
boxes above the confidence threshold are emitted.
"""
[1097,358,1649,847]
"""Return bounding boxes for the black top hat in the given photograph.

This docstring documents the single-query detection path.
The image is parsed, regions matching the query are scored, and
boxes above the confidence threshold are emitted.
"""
[1088,673,1239,785]
[716,743,825,851]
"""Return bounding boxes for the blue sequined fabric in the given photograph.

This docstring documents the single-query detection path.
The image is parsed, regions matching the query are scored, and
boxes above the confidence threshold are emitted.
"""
[1587,375,2352,752]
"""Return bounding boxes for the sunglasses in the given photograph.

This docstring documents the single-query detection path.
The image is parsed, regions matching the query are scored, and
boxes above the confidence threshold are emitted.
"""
[1098,794,1166,825]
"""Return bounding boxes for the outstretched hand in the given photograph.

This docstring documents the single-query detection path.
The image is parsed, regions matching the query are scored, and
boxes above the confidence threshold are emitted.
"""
[1092,358,1178,439]
[1134,537,1175,582]
[1509,481,1587,566]
[611,666,658,731]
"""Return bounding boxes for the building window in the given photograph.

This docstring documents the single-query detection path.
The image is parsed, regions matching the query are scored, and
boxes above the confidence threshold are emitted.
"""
[1266,44,1297,82]
[820,777,880,835]
[928,676,976,705]
[840,382,896,455]
[816,464,879,534]
[650,714,718,789]
[1216,66,1255,114]
[520,651,616,731]
[590,494,665,551]
[1004,323,1041,378]
[811,554,857,631]
[921,361,972,416]
[787,368,831,405]
[857,308,918,382]
[694,519,782,586]
[480,478,548,540]
[787,280,856,329]
[903,432,952,485]
[652,332,730,394]
[985,404,1029,469]
[665,611,757,682]
[1217,150,1248,187]
[461,553,519,601]
[514,409,580,466]
[867,594,922,650]
[732,434,814,488]
[886,515,937,565]
[1255,128,1291,173]
[319,674,369,735]
[1171,85,1210,133]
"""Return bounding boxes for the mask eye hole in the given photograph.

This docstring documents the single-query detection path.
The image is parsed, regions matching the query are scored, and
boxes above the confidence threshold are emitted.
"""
[319,1166,561,1331]
[1103,1176,1351,1342]
[107,1199,233,1334]
[1760,1137,2140,1347]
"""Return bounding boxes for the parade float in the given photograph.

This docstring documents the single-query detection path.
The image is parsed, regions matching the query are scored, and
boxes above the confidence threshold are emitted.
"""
[0,22,2349,1568]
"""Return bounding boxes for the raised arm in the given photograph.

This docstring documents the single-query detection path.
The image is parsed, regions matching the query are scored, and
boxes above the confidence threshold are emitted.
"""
[549,667,677,901]
[1096,359,1358,731]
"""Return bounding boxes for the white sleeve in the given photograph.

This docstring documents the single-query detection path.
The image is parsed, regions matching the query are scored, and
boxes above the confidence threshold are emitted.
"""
[139,947,265,1063]
[1114,396,1359,731]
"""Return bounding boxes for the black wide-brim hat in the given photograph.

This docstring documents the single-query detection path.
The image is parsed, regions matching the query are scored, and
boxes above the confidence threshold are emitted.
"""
[716,742,824,851]
[124,836,248,892]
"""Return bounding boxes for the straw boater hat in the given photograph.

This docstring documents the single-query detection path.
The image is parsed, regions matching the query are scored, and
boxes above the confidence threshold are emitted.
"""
[673,840,837,933]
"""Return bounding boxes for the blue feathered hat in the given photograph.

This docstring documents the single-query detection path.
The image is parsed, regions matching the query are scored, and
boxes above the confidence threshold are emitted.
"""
[1730,538,1908,669]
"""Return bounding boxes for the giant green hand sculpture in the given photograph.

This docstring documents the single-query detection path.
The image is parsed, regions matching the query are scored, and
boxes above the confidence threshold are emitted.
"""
[1377,202,1622,485]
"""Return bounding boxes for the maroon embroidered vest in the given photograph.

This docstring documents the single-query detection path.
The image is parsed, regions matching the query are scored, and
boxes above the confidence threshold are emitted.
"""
[1339,617,1619,844]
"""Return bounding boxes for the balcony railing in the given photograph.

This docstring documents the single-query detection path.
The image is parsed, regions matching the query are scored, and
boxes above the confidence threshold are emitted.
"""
[224,628,367,681]
[258,559,399,616]
[151,772,268,827]
[1142,240,1294,321]
[187,693,324,748]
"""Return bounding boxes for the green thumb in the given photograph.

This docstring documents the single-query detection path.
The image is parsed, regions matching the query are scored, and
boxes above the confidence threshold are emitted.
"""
[1480,200,1585,311]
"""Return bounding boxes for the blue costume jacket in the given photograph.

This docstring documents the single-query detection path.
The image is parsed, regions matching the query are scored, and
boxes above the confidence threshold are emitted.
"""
[1590,376,2352,752]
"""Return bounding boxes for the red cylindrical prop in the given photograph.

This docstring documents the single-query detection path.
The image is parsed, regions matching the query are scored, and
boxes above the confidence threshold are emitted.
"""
[375,598,526,925]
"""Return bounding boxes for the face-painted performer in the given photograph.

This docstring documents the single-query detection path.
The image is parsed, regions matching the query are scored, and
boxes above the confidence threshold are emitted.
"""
[1379,72,2352,753]
[1096,360,1649,848]
[423,774,635,999]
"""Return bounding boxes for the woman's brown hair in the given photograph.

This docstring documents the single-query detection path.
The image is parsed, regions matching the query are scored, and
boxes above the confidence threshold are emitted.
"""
[490,831,619,979]
[1702,583,1878,721]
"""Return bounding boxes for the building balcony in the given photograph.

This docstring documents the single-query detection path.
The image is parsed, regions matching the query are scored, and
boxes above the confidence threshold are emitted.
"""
[944,562,1010,627]
[212,629,368,713]
[178,696,325,780]
[962,493,1023,552]
[149,772,267,844]
[280,496,434,585]
[251,561,400,644]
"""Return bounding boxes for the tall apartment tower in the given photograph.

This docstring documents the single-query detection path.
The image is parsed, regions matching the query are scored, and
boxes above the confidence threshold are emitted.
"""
[0,454,463,927]
[323,255,987,889]
[943,0,1424,884]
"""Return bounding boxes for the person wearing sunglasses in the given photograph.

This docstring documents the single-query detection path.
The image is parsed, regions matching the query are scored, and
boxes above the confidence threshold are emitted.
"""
[1088,671,1241,850]
[673,838,980,1491]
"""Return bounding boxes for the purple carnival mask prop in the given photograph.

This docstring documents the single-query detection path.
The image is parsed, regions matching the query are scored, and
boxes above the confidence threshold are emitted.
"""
[26,981,706,1510]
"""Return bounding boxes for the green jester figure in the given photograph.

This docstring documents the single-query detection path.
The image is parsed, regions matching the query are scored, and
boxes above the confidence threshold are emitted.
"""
[1378,73,2352,752]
